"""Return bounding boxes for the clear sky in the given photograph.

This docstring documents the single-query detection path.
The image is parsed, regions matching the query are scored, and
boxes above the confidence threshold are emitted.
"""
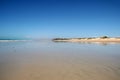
[0,0,120,39]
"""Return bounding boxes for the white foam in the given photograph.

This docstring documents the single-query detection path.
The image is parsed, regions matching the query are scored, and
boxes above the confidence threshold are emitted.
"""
[0,40,31,42]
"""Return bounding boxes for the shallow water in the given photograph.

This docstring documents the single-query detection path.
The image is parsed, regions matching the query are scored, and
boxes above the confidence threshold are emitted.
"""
[0,40,120,80]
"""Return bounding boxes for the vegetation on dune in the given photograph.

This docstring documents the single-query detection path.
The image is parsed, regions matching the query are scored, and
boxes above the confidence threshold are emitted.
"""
[53,38,70,40]
[53,36,110,40]
[100,36,109,39]
[87,38,93,39]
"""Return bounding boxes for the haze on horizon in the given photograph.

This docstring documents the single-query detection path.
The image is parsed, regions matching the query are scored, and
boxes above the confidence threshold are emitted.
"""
[0,0,120,39]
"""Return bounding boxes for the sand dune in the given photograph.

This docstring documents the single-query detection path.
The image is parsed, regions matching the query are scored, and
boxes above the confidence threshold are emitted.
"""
[53,38,120,42]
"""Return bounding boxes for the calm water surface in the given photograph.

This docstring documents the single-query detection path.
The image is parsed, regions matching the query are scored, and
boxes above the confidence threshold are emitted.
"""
[0,41,120,80]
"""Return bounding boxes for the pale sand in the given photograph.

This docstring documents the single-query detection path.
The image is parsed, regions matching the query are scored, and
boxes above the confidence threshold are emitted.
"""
[1,41,120,80]
[53,38,120,42]
[3,56,120,80]
[2,51,120,80]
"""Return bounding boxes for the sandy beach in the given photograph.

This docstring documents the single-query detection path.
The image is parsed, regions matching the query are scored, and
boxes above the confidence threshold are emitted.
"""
[1,0,120,80]
[0,41,120,80]
[53,38,120,42]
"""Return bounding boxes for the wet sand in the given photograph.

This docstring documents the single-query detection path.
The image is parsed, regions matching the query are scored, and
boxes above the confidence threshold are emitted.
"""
[0,41,120,80]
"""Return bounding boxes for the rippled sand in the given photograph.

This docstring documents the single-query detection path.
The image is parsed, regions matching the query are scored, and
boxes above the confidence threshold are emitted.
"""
[0,41,120,80]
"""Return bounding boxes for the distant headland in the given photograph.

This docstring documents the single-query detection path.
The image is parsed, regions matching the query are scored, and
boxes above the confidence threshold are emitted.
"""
[52,36,120,42]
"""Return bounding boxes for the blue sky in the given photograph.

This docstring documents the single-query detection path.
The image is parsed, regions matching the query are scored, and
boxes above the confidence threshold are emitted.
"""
[0,0,120,39]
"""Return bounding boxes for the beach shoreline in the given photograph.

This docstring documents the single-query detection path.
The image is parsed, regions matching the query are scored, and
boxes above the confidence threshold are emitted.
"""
[53,37,120,42]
